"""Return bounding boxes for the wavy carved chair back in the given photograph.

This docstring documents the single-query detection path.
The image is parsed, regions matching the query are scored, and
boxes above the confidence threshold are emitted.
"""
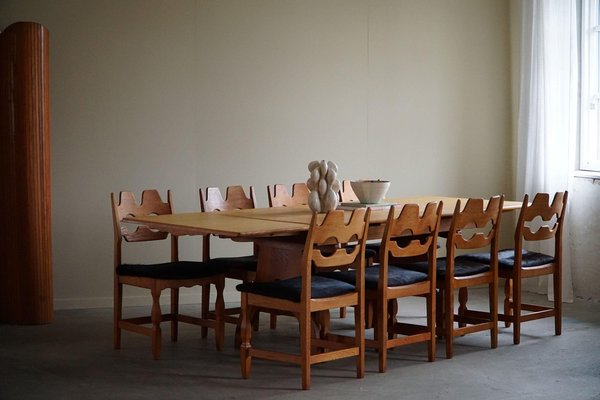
[339,180,359,203]
[515,192,567,247]
[447,197,504,257]
[200,185,257,261]
[268,183,310,207]
[201,186,256,212]
[113,190,171,252]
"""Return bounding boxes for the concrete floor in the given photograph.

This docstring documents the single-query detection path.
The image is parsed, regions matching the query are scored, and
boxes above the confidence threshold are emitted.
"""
[1,290,600,400]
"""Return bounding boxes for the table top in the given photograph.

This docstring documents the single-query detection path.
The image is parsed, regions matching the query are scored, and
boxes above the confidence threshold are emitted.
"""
[124,196,522,239]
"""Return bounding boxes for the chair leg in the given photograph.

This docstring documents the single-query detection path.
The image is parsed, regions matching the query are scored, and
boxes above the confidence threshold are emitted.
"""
[427,292,436,362]
[171,288,179,342]
[151,288,162,360]
[377,297,387,373]
[445,285,454,359]
[372,303,380,344]
[214,280,225,351]
[458,288,468,328]
[436,289,444,339]
[310,313,324,354]
[340,307,347,319]
[235,313,243,350]
[251,311,260,332]
[114,281,122,350]
[300,309,311,390]
[504,278,513,328]
[270,312,277,329]
[388,299,398,340]
[366,300,374,329]
[240,293,252,379]
[513,276,522,345]
[319,310,330,339]
[489,281,498,349]
[554,269,562,336]
[356,303,365,379]
[201,283,210,339]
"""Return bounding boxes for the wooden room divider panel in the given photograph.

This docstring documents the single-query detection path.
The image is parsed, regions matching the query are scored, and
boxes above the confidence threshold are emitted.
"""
[0,22,52,324]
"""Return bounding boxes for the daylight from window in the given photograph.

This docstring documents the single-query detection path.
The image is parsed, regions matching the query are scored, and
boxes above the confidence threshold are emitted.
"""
[581,0,600,172]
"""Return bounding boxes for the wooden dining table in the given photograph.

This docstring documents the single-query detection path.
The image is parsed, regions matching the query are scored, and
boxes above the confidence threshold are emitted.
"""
[124,196,522,282]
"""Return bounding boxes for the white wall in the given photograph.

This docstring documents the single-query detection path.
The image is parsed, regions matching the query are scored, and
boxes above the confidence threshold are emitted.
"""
[1,0,513,309]
[570,177,600,301]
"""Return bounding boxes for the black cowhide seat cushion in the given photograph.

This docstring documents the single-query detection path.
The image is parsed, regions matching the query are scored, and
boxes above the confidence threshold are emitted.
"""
[321,265,428,290]
[117,261,222,280]
[400,257,490,279]
[456,249,555,270]
[236,275,356,303]
[207,255,258,272]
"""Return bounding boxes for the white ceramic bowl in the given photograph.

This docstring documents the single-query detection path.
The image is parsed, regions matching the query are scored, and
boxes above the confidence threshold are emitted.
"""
[350,180,391,204]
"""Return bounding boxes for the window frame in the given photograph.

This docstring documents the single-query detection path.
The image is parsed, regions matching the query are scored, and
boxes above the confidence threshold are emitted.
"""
[580,0,600,172]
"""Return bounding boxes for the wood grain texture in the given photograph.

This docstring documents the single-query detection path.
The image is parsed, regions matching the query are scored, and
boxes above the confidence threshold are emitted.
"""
[0,22,52,324]
[268,183,310,207]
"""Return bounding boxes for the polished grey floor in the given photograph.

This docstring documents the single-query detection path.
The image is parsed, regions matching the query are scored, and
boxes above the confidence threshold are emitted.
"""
[1,290,600,400]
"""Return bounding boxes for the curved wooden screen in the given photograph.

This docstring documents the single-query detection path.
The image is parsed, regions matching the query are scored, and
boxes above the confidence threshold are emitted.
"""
[0,22,52,324]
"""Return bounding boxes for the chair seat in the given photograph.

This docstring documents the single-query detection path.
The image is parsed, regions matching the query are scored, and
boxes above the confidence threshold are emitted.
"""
[456,249,555,269]
[117,261,222,280]
[207,255,258,272]
[322,265,428,289]
[401,257,490,279]
[365,247,377,259]
[365,243,380,258]
[236,275,356,303]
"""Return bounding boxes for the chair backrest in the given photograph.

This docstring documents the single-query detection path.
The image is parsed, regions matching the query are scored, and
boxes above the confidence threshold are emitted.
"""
[339,180,359,203]
[268,183,310,207]
[302,209,370,299]
[446,196,504,260]
[199,186,257,260]
[111,189,174,266]
[381,202,443,265]
[200,186,256,212]
[514,192,568,255]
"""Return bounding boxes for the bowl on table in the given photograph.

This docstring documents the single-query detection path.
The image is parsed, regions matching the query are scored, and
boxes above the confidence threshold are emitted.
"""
[350,180,391,204]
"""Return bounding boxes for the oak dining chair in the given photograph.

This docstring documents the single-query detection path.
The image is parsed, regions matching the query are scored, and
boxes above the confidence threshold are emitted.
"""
[111,189,225,359]
[237,208,371,390]
[199,186,258,337]
[324,202,442,372]
[456,192,568,344]
[338,179,380,323]
[265,182,310,328]
[402,196,504,358]
[267,182,357,321]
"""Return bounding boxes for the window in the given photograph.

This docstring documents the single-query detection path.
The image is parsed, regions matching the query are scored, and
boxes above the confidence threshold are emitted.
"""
[580,0,600,172]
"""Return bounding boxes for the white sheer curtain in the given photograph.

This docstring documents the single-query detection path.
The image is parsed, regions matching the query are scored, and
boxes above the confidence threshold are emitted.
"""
[516,0,577,302]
